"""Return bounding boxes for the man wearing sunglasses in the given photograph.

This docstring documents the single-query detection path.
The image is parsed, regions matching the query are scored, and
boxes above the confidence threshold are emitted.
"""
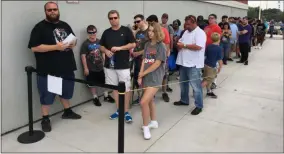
[80,25,115,107]
[131,14,149,105]
[28,1,81,132]
[100,10,136,123]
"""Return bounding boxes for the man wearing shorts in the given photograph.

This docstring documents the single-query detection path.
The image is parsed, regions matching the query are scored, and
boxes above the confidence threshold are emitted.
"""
[80,25,115,106]
[146,15,171,102]
[99,10,136,123]
[28,1,81,132]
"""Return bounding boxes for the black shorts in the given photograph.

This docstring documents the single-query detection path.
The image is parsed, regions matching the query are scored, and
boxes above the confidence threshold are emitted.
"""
[86,70,105,87]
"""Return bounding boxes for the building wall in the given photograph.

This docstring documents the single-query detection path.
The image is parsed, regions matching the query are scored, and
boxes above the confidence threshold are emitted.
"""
[1,1,247,134]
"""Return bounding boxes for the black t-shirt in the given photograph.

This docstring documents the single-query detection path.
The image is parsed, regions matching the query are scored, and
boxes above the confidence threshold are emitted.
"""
[134,29,148,59]
[100,26,135,69]
[256,23,266,35]
[28,20,77,75]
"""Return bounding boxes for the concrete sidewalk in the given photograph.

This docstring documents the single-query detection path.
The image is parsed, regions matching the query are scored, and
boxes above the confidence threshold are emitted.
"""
[1,36,283,153]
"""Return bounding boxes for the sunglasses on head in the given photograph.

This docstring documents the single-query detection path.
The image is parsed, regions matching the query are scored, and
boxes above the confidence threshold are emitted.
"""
[46,8,58,12]
[87,31,97,34]
[134,20,141,24]
[109,17,118,20]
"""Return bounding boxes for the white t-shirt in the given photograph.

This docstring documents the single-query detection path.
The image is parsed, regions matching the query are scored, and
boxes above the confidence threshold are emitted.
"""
[176,27,206,68]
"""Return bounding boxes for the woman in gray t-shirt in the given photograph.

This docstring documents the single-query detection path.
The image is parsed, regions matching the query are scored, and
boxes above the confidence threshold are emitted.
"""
[137,22,166,140]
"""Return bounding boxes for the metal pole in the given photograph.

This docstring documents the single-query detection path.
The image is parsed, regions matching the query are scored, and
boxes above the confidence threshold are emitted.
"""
[17,66,45,144]
[258,1,262,20]
[118,81,125,153]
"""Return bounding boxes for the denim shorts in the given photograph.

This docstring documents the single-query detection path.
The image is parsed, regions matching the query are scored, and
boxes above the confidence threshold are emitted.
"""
[37,72,75,105]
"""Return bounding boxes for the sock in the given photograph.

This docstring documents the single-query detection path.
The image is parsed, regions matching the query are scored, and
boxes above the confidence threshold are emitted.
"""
[93,94,98,99]
[42,115,49,119]
[213,78,217,84]
[104,91,108,97]
[207,88,212,93]
[64,108,72,113]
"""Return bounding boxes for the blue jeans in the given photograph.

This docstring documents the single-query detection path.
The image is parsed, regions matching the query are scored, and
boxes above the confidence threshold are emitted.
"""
[220,43,230,64]
[179,66,203,108]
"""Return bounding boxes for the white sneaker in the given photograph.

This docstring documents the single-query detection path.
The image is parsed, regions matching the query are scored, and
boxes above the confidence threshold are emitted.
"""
[142,126,151,140]
[148,121,159,129]
[259,46,262,49]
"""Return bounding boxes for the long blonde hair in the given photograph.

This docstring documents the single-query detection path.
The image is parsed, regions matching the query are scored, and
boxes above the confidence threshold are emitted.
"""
[147,22,165,42]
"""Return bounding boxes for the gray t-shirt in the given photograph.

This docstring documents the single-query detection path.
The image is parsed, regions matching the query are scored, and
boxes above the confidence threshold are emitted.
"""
[80,39,104,72]
[162,24,174,36]
[142,42,167,87]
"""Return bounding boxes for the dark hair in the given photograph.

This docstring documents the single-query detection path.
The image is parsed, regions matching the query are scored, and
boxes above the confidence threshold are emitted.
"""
[197,15,204,21]
[222,15,228,19]
[209,14,217,19]
[173,19,181,26]
[87,25,97,32]
[108,10,120,18]
[44,1,58,11]
[134,14,144,20]
[185,15,197,23]
[223,22,230,29]
[146,15,159,23]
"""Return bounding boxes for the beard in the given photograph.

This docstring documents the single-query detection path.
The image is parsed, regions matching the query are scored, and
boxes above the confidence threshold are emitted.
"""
[46,13,60,23]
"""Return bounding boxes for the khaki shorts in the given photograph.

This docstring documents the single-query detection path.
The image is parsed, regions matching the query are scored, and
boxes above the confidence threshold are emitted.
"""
[104,68,131,92]
[202,65,217,88]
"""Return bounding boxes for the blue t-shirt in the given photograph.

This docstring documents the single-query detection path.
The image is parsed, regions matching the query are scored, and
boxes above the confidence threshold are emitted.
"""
[205,44,222,68]
[238,24,252,43]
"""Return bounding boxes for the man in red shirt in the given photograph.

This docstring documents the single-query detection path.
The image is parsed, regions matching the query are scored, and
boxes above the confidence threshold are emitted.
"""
[146,15,171,103]
[204,14,222,47]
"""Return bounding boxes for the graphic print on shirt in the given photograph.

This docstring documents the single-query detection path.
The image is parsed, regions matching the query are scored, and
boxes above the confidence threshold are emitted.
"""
[53,28,68,42]
[87,43,103,68]
[136,33,146,49]
[144,46,157,65]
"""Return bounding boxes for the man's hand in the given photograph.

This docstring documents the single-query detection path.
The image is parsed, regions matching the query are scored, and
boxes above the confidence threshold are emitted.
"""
[111,46,122,52]
[177,42,184,50]
[132,52,140,57]
[67,41,76,49]
[84,68,89,76]
[56,42,69,51]
[105,50,113,58]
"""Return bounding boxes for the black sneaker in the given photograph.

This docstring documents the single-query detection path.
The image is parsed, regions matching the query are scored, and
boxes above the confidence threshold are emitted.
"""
[173,101,189,106]
[236,60,244,63]
[93,98,102,106]
[104,95,115,103]
[132,98,140,105]
[191,107,202,115]
[41,118,51,132]
[244,61,248,65]
[162,93,170,102]
[207,92,218,99]
[228,58,233,61]
[62,110,82,119]
[166,86,173,92]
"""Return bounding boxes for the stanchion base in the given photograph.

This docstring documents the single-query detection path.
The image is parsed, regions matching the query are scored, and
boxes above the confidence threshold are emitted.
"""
[17,130,45,144]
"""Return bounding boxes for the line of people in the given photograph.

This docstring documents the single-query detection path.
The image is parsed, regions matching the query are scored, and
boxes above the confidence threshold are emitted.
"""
[27,1,257,140]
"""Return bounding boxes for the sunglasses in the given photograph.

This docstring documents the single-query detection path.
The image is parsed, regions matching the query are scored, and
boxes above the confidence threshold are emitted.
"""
[134,20,141,24]
[109,17,118,20]
[46,8,58,12]
[87,31,97,34]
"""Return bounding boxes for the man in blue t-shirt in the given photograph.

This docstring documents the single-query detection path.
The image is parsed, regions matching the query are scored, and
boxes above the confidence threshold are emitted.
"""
[236,16,252,66]
[202,32,223,98]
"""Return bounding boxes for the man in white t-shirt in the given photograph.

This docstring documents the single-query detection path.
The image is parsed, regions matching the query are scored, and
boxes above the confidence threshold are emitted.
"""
[173,15,206,115]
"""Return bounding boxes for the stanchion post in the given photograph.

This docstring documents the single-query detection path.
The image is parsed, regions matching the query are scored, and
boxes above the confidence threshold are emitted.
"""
[17,66,45,144]
[118,81,125,153]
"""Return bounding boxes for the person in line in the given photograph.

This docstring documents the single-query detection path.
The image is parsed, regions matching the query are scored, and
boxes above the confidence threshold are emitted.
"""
[255,19,266,49]
[173,15,206,115]
[146,15,171,102]
[80,25,115,106]
[131,14,149,105]
[220,22,232,65]
[228,17,238,61]
[236,17,252,66]
[218,15,228,30]
[202,32,223,98]
[99,10,136,123]
[197,15,208,30]
[138,22,167,140]
[28,1,81,132]
[172,19,182,73]
[161,13,174,94]
[269,19,275,38]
